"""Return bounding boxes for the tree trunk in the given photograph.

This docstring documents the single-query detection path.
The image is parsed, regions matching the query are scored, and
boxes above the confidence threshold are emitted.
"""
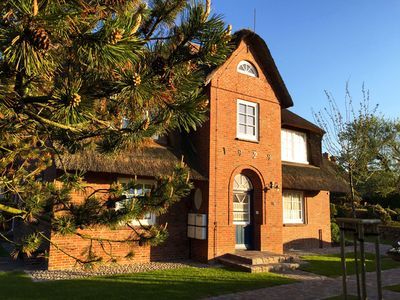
[349,168,356,218]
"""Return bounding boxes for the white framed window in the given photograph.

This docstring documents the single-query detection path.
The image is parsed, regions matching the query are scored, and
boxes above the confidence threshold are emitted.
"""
[281,129,308,164]
[237,99,259,142]
[237,60,258,77]
[116,179,156,226]
[283,191,305,224]
[233,174,253,225]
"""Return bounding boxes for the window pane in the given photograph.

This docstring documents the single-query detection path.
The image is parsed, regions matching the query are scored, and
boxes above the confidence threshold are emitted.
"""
[136,186,143,196]
[238,124,246,134]
[239,114,246,124]
[248,106,255,116]
[248,116,255,125]
[239,104,246,113]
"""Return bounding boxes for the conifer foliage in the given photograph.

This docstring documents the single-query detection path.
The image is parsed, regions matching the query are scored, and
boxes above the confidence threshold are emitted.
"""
[0,0,231,265]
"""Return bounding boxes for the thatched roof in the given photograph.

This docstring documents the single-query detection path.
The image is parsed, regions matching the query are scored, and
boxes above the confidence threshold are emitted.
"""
[282,158,349,193]
[281,109,324,134]
[205,29,293,109]
[55,143,205,180]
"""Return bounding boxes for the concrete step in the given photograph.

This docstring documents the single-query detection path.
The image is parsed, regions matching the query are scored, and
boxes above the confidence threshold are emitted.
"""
[222,252,294,265]
[219,256,300,273]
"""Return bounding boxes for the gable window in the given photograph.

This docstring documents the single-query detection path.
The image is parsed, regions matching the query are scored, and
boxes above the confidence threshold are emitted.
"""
[237,60,258,77]
[281,129,308,164]
[116,179,156,226]
[283,191,304,224]
[237,99,259,142]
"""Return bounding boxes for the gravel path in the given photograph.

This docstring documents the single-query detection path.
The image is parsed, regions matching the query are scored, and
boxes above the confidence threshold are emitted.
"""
[27,261,212,281]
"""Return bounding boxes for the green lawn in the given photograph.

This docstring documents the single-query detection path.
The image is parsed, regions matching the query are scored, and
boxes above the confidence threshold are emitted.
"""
[0,267,296,300]
[323,295,359,300]
[300,253,400,277]
[384,284,400,293]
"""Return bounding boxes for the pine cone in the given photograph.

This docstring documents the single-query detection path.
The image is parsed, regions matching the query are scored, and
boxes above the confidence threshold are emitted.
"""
[109,28,124,45]
[71,93,81,107]
[132,72,141,87]
[198,99,209,110]
[29,27,50,51]
[223,25,232,44]
[210,44,218,56]
[142,118,150,130]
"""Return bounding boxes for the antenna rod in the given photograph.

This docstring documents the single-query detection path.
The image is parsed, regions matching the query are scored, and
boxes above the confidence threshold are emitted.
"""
[253,8,256,32]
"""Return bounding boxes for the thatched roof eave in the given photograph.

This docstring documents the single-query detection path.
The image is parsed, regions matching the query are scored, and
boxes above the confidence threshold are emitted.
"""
[54,144,206,181]
[282,159,349,193]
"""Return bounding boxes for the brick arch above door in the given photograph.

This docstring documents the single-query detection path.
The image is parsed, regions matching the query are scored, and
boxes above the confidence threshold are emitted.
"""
[227,165,266,225]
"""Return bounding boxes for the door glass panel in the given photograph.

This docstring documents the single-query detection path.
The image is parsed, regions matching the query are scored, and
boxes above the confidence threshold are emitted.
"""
[233,193,250,223]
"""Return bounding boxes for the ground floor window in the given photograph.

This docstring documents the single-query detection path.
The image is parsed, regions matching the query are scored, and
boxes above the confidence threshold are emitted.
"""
[283,190,304,224]
[116,179,156,226]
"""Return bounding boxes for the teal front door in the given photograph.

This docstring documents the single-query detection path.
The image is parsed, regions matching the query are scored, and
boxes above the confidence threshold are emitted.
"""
[233,174,254,249]
[235,224,253,249]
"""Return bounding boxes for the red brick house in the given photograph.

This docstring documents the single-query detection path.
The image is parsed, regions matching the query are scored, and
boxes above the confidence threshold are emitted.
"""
[44,30,347,270]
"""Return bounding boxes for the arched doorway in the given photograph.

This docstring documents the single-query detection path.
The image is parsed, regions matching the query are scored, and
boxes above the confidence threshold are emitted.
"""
[233,174,253,249]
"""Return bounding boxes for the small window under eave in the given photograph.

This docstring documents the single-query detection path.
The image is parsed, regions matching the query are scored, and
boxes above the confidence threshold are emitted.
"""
[237,60,258,77]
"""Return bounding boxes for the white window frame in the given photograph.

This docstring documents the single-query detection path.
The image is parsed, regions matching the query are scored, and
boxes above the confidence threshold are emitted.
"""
[236,99,259,142]
[283,191,305,224]
[117,178,156,226]
[233,192,251,225]
[237,60,258,77]
[232,174,253,225]
[281,128,309,164]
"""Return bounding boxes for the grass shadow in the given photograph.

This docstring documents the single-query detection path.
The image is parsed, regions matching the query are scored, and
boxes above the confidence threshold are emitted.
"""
[0,267,296,300]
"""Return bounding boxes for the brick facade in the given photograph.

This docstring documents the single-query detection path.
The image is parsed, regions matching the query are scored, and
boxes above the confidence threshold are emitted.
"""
[44,32,335,270]
[282,190,332,250]
[47,172,191,270]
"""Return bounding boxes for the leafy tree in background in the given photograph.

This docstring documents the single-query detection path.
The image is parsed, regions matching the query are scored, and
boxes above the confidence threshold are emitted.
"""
[314,84,382,215]
[314,84,400,212]
[359,119,400,207]
[0,0,232,265]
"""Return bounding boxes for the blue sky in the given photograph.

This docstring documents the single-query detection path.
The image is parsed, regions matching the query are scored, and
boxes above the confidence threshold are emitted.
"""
[212,0,400,121]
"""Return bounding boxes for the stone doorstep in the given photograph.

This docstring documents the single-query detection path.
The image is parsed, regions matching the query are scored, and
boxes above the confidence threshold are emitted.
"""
[222,252,295,265]
[219,252,299,273]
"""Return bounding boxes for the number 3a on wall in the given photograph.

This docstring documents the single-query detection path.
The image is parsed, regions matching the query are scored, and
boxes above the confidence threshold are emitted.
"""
[252,151,257,159]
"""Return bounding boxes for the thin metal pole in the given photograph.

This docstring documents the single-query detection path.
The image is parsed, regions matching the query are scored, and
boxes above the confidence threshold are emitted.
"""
[353,231,361,299]
[340,227,348,300]
[375,234,382,300]
[359,225,367,299]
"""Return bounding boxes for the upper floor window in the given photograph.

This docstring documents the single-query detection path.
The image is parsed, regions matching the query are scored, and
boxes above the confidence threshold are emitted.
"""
[237,99,259,142]
[283,191,305,224]
[116,179,156,226]
[237,60,258,77]
[281,129,308,164]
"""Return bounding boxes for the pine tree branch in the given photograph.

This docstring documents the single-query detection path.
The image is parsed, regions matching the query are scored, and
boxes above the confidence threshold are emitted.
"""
[75,232,141,244]
[22,96,55,104]
[38,232,100,265]
[0,204,26,215]
[23,110,83,133]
